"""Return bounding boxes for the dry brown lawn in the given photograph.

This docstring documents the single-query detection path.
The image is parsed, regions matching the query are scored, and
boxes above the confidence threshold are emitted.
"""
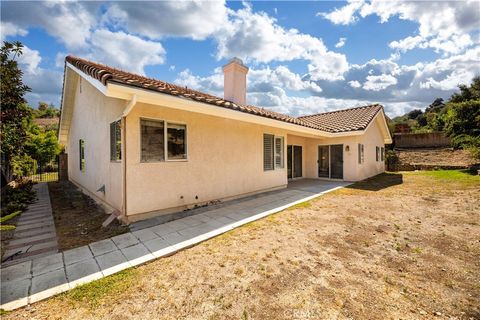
[5,171,480,320]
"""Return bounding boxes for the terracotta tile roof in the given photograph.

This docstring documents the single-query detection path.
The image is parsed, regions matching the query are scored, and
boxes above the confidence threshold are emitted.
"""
[297,104,384,133]
[65,56,383,133]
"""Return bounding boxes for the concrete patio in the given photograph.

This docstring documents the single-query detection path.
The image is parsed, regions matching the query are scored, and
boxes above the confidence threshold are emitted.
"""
[0,179,349,311]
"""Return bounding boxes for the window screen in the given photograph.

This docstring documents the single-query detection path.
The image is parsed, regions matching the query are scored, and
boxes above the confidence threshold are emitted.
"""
[274,136,284,168]
[141,119,165,162]
[263,134,274,171]
[79,139,85,171]
[110,120,121,161]
[167,123,186,160]
[376,146,380,161]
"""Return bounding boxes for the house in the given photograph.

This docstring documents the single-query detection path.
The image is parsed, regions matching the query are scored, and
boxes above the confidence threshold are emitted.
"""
[58,56,392,223]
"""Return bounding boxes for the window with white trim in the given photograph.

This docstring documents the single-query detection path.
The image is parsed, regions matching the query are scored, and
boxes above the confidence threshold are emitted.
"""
[381,147,385,161]
[376,146,380,162]
[358,143,364,164]
[141,119,187,162]
[110,120,121,161]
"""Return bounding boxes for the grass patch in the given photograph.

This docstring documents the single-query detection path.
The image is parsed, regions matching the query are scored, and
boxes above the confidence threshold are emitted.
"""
[61,269,137,308]
[421,169,480,186]
[289,200,313,210]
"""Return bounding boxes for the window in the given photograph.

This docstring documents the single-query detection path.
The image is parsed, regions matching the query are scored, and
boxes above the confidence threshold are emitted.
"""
[376,146,380,161]
[274,136,284,168]
[141,119,187,162]
[263,134,274,171]
[381,147,385,161]
[141,119,165,162]
[358,143,364,164]
[167,123,187,160]
[110,120,121,161]
[264,134,284,171]
[79,139,85,171]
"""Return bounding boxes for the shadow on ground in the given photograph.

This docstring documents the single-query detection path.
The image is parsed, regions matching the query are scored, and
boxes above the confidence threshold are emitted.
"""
[346,172,403,191]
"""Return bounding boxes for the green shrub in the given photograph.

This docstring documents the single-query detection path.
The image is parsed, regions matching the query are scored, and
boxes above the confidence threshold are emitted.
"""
[0,225,16,231]
[11,154,36,179]
[0,210,22,223]
[385,150,399,170]
[451,134,480,160]
[1,180,36,216]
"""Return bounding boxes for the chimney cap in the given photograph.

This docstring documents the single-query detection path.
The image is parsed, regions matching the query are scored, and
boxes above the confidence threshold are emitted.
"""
[223,57,248,71]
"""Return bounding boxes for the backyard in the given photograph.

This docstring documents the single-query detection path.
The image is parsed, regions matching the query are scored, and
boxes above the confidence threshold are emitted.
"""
[4,170,479,319]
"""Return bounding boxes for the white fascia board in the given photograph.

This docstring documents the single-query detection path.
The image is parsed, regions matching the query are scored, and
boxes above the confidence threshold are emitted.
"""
[106,83,366,139]
[66,62,108,95]
[364,111,392,144]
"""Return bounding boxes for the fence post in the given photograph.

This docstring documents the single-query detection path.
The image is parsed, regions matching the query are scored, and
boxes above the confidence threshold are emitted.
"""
[59,154,68,181]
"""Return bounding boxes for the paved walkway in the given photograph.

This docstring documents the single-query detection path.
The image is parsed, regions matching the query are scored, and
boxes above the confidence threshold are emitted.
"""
[2,183,58,267]
[0,179,349,311]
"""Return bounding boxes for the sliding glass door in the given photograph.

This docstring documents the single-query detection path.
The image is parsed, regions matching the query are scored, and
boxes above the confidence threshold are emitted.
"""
[318,144,343,180]
[287,145,302,179]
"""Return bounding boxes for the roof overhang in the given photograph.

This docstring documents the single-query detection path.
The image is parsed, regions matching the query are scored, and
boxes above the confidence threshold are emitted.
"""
[59,62,390,146]
[367,109,393,144]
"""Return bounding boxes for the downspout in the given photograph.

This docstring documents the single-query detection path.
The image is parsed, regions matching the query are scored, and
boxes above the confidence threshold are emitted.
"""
[121,94,137,222]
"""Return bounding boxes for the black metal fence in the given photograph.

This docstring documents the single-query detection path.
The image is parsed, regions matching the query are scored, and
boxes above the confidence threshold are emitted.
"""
[25,158,59,182]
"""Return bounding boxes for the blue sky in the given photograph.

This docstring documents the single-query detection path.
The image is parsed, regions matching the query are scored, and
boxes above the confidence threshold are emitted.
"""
[1,1,479,117]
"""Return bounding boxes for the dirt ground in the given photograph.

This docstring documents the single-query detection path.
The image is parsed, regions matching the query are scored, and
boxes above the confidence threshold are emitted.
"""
[6,171,480,320]
[395,148,477,167]
[48,181,128,251]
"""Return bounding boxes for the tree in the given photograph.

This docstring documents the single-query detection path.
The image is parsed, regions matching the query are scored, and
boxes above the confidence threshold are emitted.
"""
[24,124,60,167]
[444,77,480,159]
[33,102,60,118]
[444,100,480,137]
[0,41,31,183]
[425,98,445,113]
[449,76,480,103]
[407,109,423,120]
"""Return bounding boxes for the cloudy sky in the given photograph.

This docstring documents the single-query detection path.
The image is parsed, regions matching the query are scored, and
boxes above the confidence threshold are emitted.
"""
[1,1,479,117]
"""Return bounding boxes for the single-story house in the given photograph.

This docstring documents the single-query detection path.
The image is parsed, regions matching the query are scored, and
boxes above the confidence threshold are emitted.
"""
[58,56,392,223]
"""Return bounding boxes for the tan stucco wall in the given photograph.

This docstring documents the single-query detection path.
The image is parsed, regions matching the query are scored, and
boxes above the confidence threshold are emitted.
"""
[286,135,307,179]
[356,117,386,180]
[65,78,387,218]
[125,102,288,217]
[300,118,386,182]
[66,77,124,211]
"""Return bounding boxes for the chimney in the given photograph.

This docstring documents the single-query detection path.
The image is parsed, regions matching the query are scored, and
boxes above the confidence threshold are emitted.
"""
[223,57,248,105]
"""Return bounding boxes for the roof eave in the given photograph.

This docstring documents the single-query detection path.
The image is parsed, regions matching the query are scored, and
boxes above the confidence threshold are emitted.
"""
[106,82,368,138]
[61,62,378,140]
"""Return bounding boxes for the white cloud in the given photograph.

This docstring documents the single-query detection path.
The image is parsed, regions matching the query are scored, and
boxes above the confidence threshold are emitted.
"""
[0,22,28,41]
[389,36,423,52]
[214,4,349,80]
[17,46,42,74]
[88,29,166,74]
[16,46,63,107]
[175,64,322,98]
[317,1,364,25]
[363,74,398,91]
[335,37,347,48]
[101,1,228,40]
[349,80,361,88]
[1,1,97,49]
[319,0,480,55]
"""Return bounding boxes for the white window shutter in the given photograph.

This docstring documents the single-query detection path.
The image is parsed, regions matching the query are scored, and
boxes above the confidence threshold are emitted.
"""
[263,134,274,171]
[275,137,284,168]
